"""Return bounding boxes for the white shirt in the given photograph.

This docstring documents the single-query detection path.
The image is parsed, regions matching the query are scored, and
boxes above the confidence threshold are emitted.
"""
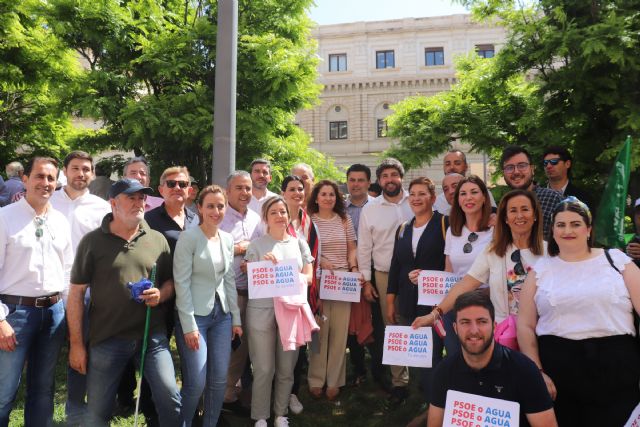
[50,188,111,255]
[412,223,428,256]
[248,189,277,215]
[444,226,494,276]
[534,249,635,340]
[357,191,413,281]
[0,198,73,318]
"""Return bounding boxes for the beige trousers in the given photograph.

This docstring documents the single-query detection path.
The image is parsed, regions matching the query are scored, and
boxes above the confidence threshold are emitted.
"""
[246,305,299,420]
[224,293,248,402]
[375,270,409,387]
[307,299,351,389]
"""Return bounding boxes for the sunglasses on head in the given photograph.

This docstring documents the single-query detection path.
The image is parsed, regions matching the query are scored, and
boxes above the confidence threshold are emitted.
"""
[511,249,525,276]
[463,232,479,254]
[165,180,189,189]
[542,158,561,167]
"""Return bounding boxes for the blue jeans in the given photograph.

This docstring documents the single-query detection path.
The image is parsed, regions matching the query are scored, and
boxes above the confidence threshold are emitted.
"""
[85,334,181,427]
[66,298,90,424]
[0,300,66,427]
[175,299,232,427]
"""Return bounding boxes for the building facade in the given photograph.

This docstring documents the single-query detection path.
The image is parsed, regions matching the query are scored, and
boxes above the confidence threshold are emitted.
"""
[296,14,506,184]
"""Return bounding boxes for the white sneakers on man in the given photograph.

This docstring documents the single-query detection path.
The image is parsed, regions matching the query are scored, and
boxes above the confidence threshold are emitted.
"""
[254,419,267,427]
[274,416,290,427]
[288,394,304,415]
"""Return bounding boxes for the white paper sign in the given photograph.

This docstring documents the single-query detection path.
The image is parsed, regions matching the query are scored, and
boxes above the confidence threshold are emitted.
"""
[444,390,520,427]
[625,402,640,427]
[319,270,361,302]
[382,326,432,368]
[418,270,462,306]
[247,259,299,299]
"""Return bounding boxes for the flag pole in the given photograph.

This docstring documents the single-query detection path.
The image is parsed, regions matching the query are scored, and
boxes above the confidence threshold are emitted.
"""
[133,264,156,427]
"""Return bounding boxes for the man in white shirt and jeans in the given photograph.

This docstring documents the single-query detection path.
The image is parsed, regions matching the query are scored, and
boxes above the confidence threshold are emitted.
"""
[0,157,73,426]
[50,151,111,425]
[358,158,413,404]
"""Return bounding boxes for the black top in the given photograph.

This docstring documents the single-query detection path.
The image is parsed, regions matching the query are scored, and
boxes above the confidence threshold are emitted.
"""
[145,203,196,256]
[431,343,553,427]
[563,181,594,212]
[387,212,447,319]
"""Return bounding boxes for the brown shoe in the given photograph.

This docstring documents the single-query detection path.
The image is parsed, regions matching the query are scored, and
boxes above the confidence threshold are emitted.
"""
[309,387,323,399]
[326,387,340,401]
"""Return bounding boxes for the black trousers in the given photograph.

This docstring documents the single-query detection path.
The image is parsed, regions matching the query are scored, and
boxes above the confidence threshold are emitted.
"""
[538,334,640,427]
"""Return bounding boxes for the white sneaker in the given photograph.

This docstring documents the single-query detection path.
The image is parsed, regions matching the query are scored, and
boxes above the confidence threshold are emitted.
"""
[275,416,290,427]
[288,393,304,414]
[255,419,268,427]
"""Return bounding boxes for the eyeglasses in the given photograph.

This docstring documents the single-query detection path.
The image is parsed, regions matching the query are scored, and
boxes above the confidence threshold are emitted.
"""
[542,158,561,167]
[34,216,44,238]
[511,249,525,275]
[463,232,478,254]
[502,162,530,174]
[165,180,189,189]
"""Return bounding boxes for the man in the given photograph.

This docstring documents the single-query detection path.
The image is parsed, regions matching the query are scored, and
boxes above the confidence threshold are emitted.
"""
[67,178,181,427]
[185,177,199,215]
[357,158,413,403]
[123,156,164,211]
[0,161,25,207]
[291,162,315,201]
[433,173,464,215]
[88,161,114,201]
[0,157,73,426]
[345,164,374,233]
[428,291,557,427]
[220,171,264,416]
[247,159,277,214]
[501,146,562,238]
[50,151,111,425]
[542,146,592,208]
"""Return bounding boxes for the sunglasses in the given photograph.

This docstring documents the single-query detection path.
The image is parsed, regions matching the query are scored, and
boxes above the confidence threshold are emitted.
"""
[165,180,189,189]
[511,249,525,276]
[542,158,562,167]
[463,232,479,254]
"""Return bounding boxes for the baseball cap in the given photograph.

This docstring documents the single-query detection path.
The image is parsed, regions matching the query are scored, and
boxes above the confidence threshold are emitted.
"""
[109,178,153,199]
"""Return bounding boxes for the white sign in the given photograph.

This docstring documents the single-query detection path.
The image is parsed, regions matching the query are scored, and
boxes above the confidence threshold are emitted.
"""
[625,402,640,427]
[444,390,520,427]
[382,326,432,368]
[319,270,361,302]
[247,259,300,299]
[418,270,462,306]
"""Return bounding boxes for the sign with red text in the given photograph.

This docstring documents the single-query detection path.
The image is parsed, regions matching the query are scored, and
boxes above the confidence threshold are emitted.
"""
[418,270,462,306]
[319,270,361,302]
[382,326,432,368]
[247,259,299,299]
[444,390,520,427]
[625,402,640,427]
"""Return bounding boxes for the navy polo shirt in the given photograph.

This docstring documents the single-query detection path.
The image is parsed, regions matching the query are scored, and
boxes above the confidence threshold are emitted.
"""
[431,343,553,427]
[145,203,196,256]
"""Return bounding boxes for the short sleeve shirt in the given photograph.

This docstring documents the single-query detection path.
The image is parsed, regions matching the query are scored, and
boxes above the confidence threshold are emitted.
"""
[444,226,493,276]
[311,214,355,271]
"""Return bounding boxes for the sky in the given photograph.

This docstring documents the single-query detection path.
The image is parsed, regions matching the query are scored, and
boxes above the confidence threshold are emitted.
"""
[308,0,469,25]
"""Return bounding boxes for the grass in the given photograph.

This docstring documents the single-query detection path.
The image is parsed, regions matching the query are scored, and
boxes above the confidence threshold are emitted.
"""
[9,342,425,426]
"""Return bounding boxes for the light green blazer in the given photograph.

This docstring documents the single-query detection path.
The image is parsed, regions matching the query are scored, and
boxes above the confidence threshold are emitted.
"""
[173,226,240,334]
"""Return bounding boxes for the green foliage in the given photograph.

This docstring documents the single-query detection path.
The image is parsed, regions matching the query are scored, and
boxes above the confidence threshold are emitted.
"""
[42,0,335,186]
[387,0,640,192]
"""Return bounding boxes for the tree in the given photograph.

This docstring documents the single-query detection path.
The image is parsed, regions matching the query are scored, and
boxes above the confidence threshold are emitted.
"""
[0,0,82,165]
[387,0,640,191]
[44,0,340,187]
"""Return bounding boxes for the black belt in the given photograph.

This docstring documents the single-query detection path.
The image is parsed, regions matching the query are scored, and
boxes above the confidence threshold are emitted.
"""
[0,293,61,308]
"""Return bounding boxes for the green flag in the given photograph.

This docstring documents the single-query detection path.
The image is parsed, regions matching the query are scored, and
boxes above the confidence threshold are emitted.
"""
[594,136,632,248]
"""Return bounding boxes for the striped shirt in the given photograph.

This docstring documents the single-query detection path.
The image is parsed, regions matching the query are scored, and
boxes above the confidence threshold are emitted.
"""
[311,214,356,270]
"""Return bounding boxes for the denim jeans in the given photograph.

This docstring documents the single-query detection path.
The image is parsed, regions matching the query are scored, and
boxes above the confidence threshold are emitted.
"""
[85,334,181,427]
[0,300,66,427]
[66,299,90,424]
[175,298,232,427]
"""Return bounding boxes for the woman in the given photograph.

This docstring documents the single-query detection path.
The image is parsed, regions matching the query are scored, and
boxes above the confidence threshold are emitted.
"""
[306,180,358,400]
[173,185,242,426]
[412,189,544,333]
[518,197,640,426]
[245,196,314,427]
[442,175,494,351]
[387,177,447,408]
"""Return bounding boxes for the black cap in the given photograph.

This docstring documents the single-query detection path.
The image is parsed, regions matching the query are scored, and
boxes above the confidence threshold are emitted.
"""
[109,178,153,199]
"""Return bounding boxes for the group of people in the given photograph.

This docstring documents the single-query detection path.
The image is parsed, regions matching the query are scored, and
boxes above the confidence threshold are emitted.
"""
[0,145,638,427]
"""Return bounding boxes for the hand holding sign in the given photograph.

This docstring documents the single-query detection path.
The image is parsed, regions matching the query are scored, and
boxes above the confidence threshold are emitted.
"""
[247,259,300,299]
[418,270,462,306]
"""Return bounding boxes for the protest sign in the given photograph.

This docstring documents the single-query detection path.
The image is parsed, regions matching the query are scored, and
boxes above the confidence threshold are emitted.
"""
[418,270,462,306]
[625,402,640,427]
[444,390,520,427]
[247,259,299,299]
[319,270,361,302]
[382,326,432,368]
